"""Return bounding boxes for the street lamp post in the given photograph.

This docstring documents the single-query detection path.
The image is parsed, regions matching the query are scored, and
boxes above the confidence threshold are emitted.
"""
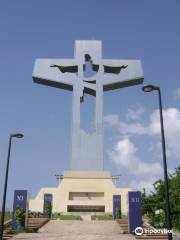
[142,85,172,240]
[0,133,24,240]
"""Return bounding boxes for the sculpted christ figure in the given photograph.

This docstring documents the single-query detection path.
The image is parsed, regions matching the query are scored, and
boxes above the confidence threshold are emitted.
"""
[50,53,127,102]
[32,40,143,170]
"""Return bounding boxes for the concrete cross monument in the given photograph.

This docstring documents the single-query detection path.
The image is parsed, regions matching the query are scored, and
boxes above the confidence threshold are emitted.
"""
[33,40,143,170]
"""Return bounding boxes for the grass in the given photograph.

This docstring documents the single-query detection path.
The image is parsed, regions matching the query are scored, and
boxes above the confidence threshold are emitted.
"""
[91,214,113,221]
[5,228,38,235]
[52,214,82,220]
[0,211,12,222]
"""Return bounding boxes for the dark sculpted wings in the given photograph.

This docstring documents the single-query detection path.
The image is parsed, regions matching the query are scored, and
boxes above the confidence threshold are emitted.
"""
[103,65,128,74]
[50,64,78,73]
[83,64,128,74]
[50,64,128,74]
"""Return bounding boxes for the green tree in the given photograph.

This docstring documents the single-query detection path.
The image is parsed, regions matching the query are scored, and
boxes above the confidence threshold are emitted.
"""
[14,205,26,228]
[116,207,121,219]
[142,167,180,230]
[44,202,52,218]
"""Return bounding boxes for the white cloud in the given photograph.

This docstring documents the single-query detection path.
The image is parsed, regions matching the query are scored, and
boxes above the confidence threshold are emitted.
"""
[109,138,137,168]
[129,178,157,193]
[104,114,119,128]
[109,138,162,177]
[149,108,180,159]
[174,88,180,99]
[104,114,147,135]
[126,105,145,121]
[106,106,180,192]
[105,107,180,160]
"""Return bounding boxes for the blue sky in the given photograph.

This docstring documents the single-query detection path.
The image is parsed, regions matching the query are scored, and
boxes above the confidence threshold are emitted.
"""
[0,0,180,209]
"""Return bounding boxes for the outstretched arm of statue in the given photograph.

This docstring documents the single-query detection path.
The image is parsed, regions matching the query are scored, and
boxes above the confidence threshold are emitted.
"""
[50,64,78,73]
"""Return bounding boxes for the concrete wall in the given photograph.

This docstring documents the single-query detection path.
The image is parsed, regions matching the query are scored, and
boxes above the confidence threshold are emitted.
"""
[29,171,131,215]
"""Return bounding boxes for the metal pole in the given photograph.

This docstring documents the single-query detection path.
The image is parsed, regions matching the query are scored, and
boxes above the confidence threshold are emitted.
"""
[0,136,12,240]
[157,87,172,240]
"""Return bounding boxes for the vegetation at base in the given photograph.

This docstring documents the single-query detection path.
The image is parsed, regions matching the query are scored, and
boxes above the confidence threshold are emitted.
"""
[52,214,82,220]
[142,166,180,230]
[25,228,38,233]
[14,205,26,228]
[0,211,12,222]
[116,207,121,219]
[5,228,38,235]
[43,202,52,218]
[28,211,44,218]
[91,214,113,220]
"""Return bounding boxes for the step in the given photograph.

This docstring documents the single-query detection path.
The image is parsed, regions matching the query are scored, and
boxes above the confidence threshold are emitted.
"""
[135,238,168,240]
[136,236,168,239]
[116,219,128,224]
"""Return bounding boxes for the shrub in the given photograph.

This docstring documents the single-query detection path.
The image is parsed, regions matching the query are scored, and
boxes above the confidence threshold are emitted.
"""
[116,207,121,219]
[91,214,113,220]
[58,214,81,220]
[43,202,52,218]
[14,205,26,228]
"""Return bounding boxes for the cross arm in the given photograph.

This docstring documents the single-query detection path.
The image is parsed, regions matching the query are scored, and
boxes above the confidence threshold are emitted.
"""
[102,60,144,91]
[32,59,77,91]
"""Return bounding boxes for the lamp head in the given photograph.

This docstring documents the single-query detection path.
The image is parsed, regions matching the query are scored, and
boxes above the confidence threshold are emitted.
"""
[11,133,24,138]
[142,85,159,92]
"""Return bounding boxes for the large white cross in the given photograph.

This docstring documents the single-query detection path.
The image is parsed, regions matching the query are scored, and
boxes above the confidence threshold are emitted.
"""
[32,40,144,170]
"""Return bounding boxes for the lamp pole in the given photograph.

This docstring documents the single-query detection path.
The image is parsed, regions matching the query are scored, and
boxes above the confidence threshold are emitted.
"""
[142,85,172,240]
[0,133,24,240]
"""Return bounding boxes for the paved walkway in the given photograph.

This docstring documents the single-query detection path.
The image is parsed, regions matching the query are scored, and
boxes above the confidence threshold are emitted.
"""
[12,220,135,240]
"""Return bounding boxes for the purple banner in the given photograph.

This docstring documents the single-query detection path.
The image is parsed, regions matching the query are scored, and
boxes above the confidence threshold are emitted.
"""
[12,190,29,229]
[128,191,142,233]
[113,195,121,220]
[43,193,53,218]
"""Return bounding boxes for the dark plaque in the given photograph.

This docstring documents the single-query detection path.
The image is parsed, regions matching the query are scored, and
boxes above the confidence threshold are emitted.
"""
[113,195,121,220]
[128,191,142,233]
[43,193,53,218]
[12,190,29,229]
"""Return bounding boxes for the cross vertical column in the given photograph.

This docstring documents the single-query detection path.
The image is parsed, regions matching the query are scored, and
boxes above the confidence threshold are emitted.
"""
[71,41,104,170]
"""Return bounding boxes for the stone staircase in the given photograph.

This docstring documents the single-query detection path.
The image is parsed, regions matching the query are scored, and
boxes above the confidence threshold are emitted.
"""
[27,218,49,231]
[116,218,129,234]
[0,220,14,240]
[117,219,169,240]
[0,218,49,239]
[135,225,168,240]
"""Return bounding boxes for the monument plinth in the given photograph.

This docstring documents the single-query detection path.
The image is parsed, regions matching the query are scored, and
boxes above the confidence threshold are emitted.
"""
[29,40,144,216]
[29,171,132,215]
